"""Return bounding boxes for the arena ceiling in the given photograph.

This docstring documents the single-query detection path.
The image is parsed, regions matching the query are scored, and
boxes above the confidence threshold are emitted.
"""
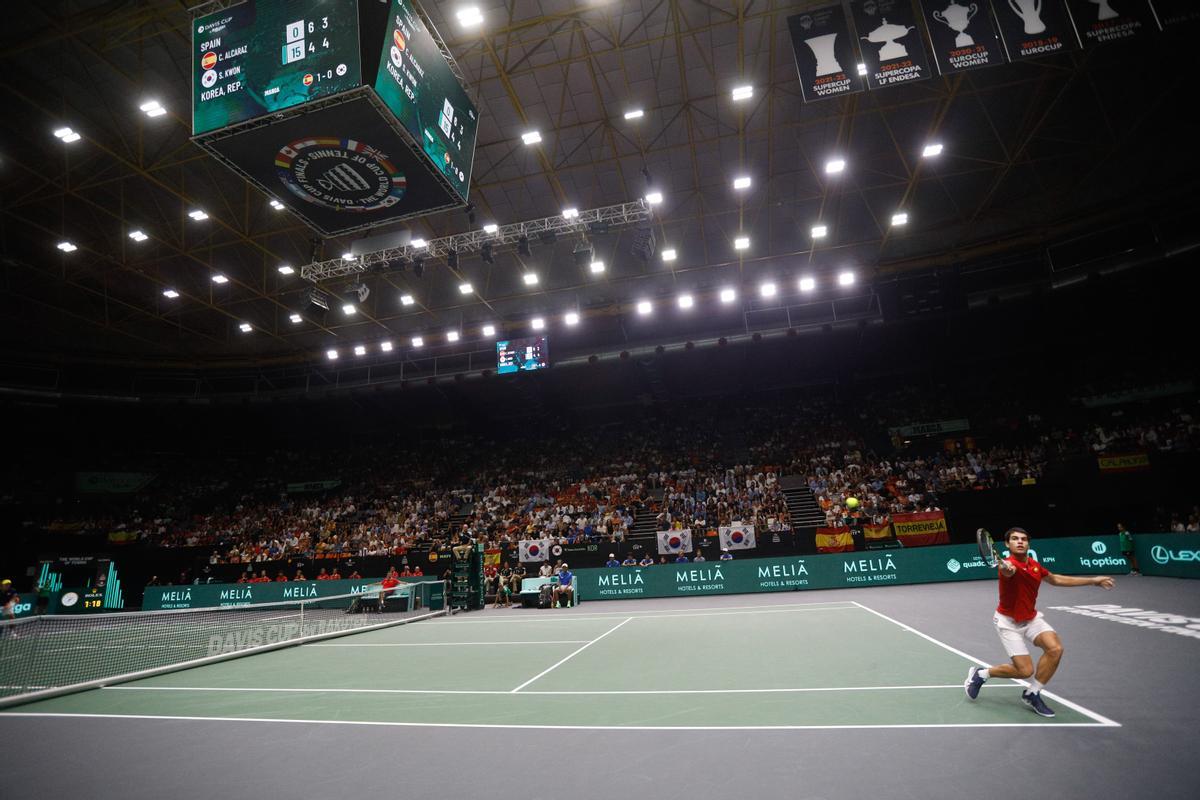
[0,0,1194,380]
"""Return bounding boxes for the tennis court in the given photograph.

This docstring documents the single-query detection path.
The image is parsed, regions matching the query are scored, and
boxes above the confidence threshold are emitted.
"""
[4,580,1197,799]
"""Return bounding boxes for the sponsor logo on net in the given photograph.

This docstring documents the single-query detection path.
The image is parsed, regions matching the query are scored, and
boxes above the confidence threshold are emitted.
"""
[1151,545,1200,566]
[207,620,367,656]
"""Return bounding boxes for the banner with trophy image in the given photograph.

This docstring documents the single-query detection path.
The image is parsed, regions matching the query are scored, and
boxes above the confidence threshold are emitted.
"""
[990,0,1080,59]
[787,6,866,102]
[921,1,1008,73]
[1064,0,1161,47]
[1149,0,1200,30]
[849,0,933,88]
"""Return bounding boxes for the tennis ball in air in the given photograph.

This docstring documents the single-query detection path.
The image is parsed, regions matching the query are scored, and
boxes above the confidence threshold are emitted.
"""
[846,497,860,510]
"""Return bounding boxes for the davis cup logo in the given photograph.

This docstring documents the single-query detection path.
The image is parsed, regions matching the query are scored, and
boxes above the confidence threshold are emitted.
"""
[275,138,407,212]
[1092,541,1107,555]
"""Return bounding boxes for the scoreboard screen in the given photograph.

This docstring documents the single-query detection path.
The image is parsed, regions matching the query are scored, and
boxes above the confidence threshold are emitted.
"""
[497,337,549,374]
[373,0,477,202]
[193,0,362,135]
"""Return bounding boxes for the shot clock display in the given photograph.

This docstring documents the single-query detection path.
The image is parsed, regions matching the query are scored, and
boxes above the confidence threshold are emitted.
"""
[193,0,362,134]
[497,337,549,374]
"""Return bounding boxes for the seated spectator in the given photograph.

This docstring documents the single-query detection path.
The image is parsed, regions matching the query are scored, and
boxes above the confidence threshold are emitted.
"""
[275,571,288,581]
[622,555,638,566]
[719,549,733,561]
[674,553,689,563]
[329,567,342,580]
[316,568,331,580]
[639,555,655,567]
[539,562,553,577]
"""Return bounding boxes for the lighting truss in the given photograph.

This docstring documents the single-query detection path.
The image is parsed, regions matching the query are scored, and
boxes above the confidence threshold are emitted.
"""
[300,199,652,282]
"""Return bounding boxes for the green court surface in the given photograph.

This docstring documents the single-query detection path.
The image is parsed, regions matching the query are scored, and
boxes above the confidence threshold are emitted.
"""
[3,600,1118,729]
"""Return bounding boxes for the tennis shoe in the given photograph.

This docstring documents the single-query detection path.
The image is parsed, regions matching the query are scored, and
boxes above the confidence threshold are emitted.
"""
[1021,690,1055,718]
[964,666,986,700]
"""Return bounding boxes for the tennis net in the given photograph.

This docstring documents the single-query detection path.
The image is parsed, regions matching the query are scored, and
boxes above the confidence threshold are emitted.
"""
[0,581,445,707]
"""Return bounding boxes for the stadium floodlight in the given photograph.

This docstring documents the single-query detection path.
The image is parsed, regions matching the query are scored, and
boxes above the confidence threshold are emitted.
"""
[590,260,605,274]
[521,130,542,145]
[140,100,167,118]
[411,336,424,347]
[447,330,460,342]
[269,199,285,210]
[482,324,496,337]
[400,293,415,306]
[922,143,944,158]
[188,209,208,221]
[211,274,228,284]
[732,85,753,101]
[342,252,356,261]
[811,224,828,239]
[562,207,579,219]
[734,236,750,250]
[380,341,393,352]
[483,223,499,234]
[624,109,644,120]
[523,272,539,286]
[733,176,752,190]
[636,300,652,315]
[354,345,367,356]
[891,212,909,227]
[531,317,545,330]
[56,241,78,252]
[661,248,677,262]
[760,282,777,298]
[239,322,253,333]
[457,6,483,27]
[458,282,473,294]
[645,191,663,205]
[128,229,149,242]
[277,265,295,275]
[326,349,339,360]
[54,127,82,143]
[565,311,580,326]
[857,63,867,75]
[411,238,428,248]
[677,294,694,310]
[163,289,180,299]
[342,303,357,315]
[289,313,302,323]
[838,271,856,286]
[825,158,846,174]
[719,288,736,303]
[799,277,816,292]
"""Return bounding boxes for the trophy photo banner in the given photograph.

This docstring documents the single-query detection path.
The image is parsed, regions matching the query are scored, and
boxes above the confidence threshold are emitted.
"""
[849,0,934,88]
[991,0,1080,59]
[921,0,1009,73]
[787,5,866,102]
[1065,0,1161,46]
[1148,0,1200,30]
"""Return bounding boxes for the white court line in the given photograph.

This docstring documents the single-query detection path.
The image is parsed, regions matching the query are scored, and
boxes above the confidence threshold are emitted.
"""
[304,641,590,647]
[0,711,1112,731]
[427,604,858,625]
[102,683,1024,696]
[849,601,1121,728]
[511,617,633,693]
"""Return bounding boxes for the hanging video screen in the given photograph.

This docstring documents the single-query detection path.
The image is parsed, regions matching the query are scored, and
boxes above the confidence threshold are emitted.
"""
[497,337,548,374]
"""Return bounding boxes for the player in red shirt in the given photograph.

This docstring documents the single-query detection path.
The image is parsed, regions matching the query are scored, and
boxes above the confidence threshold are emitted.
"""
[965,527,1115,717]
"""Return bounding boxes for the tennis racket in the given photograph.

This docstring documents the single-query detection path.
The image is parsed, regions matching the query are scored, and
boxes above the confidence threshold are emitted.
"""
[976,528,1000,568]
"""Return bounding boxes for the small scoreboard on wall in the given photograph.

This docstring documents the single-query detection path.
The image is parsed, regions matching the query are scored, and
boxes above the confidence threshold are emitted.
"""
[497,337,549,374]
[192,0,478,235]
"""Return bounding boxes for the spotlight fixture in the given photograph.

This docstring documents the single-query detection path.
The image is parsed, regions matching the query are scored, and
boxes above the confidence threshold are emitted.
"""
[277,265,295,275]
[624,109,644,120]
[733,176,752,190]
[327,349,339,361]
[163,289,180,299]
[400,294,415,306]
[459,282,473,294]
[562,207,579,219]
[342,252,355,261]
[661,248,677,262]
[719,288,736,303]
[923,143,944,158]
[521,130,542,145]
[381,341,393,352]
[590,260,605,274]
[239,322,253,333]
[306,287,331,311]
[269,199,285,210]
[811,225,828,239]
[531,317,545,330]
[645,191,663,205]
[54,126,82,143]
[447,330,460,342]
[677,294,694,309]
[354,345,367,356]
[56,241,78,252]
[523,272,539,286]
[188,209,209,221]
[564,311,580,326]
[636,300,652,315]
[482,325,495,337]
[799,277,816,292]
[289,313,302,323]
[140,100,167,117]
[734,236,750,250]
[457,6,483,27]
[857,63,867,75]
[342,303,357,315]
[211,274,228,284]
[128,229,149,242]
[483,223,499,234]
[411,336,424,347]
[760,282,777,298]
[825,158,846,174]
[838,271,856,286]
[891,212,909,226]
[731,85,753,101]
[411,238,428,248]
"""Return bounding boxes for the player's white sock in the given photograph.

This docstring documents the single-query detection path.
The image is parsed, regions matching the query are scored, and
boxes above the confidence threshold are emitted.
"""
[978,669,990,681]
[1028,680,1044,694]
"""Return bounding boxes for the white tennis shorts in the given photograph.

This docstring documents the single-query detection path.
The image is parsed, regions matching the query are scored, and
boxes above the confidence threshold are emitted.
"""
[993,611,1055,658]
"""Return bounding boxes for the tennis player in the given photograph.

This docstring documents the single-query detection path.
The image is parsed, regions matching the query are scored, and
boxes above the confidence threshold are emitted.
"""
[1,579,19,620]
[965,527,1115,717]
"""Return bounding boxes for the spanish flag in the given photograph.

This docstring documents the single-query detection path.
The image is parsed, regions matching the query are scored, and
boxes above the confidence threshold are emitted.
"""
[816,528,855,553]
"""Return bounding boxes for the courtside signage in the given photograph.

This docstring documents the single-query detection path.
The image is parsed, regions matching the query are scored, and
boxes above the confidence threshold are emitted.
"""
[1134,533,1200,578]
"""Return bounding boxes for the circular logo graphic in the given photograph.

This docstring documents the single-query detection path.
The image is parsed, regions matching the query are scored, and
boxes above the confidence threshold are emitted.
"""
[198,24,205,33]
[202,69,218,88]
[393,29,406,51]
[336,63,348,76]
[1151,545,1170,565]
[61,591,80,607]
[429,552,438,563]
[551,545,563,557]
[390,45,403,69]
[1092,541,1107,555]
[946,558,961,574]
[276,138,407,213]
[201,51,218,70]
[302,73,314,86]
